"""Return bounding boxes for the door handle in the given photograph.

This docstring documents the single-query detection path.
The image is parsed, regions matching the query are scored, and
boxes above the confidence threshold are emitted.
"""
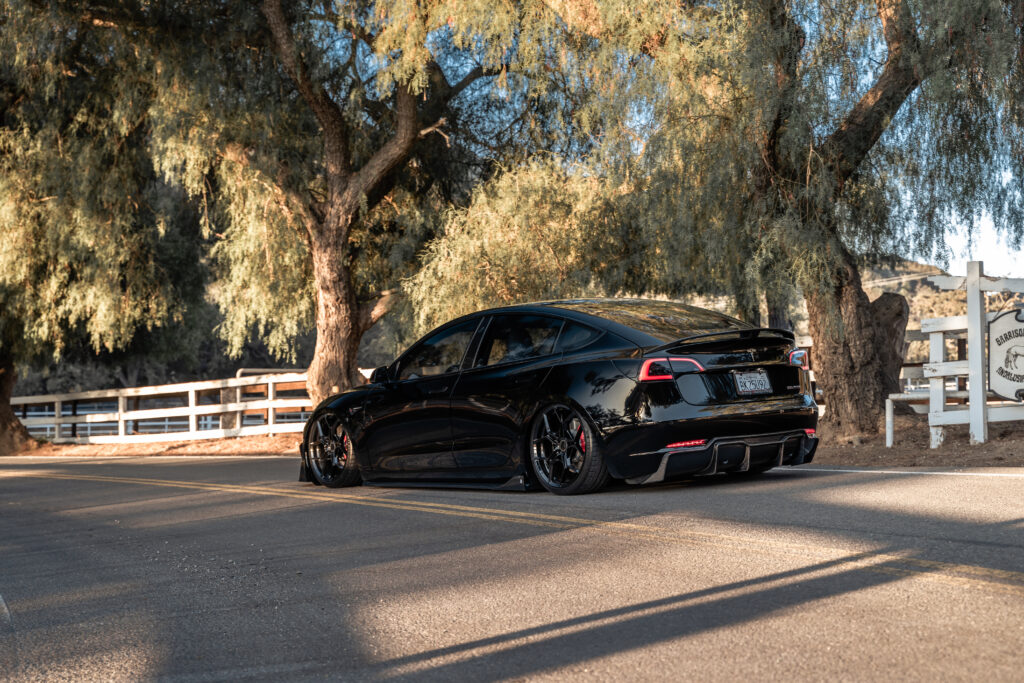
[425,385,449,395]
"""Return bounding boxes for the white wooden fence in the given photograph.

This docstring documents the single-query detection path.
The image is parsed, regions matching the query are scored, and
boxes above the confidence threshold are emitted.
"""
[886,261,1024,448]
[12,373,314,444]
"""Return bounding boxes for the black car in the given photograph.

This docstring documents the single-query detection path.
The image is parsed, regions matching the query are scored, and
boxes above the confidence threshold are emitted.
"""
[299,299,818,495]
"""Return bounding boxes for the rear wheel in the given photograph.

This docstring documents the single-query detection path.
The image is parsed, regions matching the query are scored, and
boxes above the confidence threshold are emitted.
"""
[529,404,609,495]
[305,413,361,488]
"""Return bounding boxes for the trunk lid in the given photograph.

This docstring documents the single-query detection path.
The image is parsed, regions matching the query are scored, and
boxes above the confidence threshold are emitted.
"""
[650,329,805,405]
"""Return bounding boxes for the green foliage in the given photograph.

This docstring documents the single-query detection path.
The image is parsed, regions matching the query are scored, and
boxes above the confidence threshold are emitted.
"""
[0,2,197,363]
[405,159,619,333]
[412,0,1024,325]
[138,1,594,362]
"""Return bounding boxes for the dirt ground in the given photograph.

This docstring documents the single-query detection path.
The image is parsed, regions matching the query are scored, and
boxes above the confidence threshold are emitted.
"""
[13,414,1024,468]
[24,434,301,458]
[814,413,1024,467]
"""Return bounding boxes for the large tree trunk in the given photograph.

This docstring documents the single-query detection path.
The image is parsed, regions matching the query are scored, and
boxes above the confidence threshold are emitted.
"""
[766,288,793,331]
[306,233,366,406]
[805,252,908,438]
[0,354,35,456]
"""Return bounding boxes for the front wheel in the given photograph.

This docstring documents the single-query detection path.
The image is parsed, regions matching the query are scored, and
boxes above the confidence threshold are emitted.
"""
[529,404,609,495]
[304,413,361,488]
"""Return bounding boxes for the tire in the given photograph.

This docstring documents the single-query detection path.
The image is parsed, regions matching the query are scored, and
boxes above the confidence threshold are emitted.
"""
[304,413,362,488]
[529,404,609,495]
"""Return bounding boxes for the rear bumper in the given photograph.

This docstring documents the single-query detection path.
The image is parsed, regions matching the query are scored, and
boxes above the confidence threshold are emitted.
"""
[620,430,817,484]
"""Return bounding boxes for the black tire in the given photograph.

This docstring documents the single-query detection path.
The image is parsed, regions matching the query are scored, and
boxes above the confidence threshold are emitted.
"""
[304,413,361,488]
[529,404,609,495]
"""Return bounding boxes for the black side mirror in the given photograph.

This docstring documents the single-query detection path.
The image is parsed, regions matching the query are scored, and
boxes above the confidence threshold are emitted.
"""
[369,366,390,384]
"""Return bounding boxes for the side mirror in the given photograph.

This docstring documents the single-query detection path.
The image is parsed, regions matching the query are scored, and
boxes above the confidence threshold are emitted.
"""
[369,366,390,384]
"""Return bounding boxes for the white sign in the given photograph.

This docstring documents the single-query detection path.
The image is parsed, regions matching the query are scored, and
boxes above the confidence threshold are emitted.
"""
[988,310,1024,401]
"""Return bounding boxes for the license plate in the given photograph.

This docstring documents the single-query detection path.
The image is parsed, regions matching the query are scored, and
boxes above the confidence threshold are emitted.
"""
[734,370,772,396]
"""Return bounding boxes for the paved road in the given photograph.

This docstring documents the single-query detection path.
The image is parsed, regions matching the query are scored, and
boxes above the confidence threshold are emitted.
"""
[1,456,1023,681]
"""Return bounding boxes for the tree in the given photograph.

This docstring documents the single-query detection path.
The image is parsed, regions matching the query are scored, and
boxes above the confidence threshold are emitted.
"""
[0,3,200,453]
[137,0,590,405]
[405,159,619,334]
[414,0,1024,437]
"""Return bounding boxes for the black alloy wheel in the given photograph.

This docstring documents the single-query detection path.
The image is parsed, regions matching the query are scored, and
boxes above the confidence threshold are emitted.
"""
[529,404,609,495]
[306,413,361,488]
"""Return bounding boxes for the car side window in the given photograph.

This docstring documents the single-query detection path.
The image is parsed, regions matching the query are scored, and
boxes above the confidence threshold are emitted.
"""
[397,319,480,381]
[555,321,602,353]
[475,315,564,367]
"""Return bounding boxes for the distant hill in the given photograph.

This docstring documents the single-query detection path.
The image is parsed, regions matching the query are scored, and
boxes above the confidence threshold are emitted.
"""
[861,260,1024,362]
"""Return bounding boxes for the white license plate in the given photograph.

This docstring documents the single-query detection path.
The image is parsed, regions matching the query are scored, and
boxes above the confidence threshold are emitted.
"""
[734,370,772,396]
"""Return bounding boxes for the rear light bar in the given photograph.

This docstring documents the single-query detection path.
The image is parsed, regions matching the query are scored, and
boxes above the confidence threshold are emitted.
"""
[665,439,707,450]
[638,357,705,381]
[804,428,816,437]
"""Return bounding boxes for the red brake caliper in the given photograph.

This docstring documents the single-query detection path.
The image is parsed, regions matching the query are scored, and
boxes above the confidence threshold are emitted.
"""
[578,430,586,453]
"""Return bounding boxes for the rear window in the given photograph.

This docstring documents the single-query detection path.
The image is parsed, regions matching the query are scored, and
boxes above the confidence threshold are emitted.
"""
[555,322,601,353]
[551,299,750,343]
[474,315,562,367]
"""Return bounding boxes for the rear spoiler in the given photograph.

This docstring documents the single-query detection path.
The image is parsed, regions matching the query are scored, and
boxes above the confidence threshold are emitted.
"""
[648,328,796,353]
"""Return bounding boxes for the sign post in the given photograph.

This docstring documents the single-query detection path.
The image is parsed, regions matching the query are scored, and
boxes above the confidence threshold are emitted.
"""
[966,261,989,444]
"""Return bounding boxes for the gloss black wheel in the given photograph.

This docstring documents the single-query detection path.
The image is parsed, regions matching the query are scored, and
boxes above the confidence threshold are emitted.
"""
[529,404,608,495]
[305,413,361,488]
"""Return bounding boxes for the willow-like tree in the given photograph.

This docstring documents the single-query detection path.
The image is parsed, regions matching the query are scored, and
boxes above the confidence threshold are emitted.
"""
[0,5,197,453]
[414,0,1024,437]
[640,0,1024,436]
[142,0,583,404]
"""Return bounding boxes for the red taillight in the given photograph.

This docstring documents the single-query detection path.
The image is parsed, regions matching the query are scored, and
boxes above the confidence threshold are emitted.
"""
[639,357,705,381]
[638,358,673,381]
[789,348,809,369]
[665,439,707,449]
[804,428,816,437]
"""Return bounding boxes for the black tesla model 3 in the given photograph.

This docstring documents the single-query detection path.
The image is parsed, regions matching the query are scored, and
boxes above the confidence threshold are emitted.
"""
[299,298,818,495]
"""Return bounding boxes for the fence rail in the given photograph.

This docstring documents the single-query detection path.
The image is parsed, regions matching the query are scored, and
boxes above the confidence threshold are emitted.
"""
[885,262,1024,448]
[12,372,314,445]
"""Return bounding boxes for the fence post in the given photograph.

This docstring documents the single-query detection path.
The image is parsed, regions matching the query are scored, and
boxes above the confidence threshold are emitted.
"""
[267,379,276,435]
[118,394,126,437]
[966,261,988,444]
[54,399,63,442]
[885,398,894,448]
[188,389,198,435]
[929,332,946,449]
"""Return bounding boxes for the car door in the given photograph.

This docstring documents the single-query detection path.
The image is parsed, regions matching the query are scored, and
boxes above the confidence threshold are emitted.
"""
[360,317,482,481]
[449,314,565,480]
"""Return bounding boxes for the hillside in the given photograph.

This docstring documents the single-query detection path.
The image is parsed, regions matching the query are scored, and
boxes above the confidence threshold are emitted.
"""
[862,260,1024,363]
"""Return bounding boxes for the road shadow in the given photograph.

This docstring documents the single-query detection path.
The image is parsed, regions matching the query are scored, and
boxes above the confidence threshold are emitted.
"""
[1,457,1022,679]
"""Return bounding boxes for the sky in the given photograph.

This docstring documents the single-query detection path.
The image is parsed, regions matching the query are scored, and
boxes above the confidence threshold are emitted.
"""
[943,219,1024,278]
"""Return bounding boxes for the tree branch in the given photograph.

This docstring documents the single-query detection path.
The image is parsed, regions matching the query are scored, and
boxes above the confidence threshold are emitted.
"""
[446,65,493,103]
[340,84,420,216]
[261,0,352,192]
[821,0,923,187]
[220,143,318,244]
[360,289,401,331]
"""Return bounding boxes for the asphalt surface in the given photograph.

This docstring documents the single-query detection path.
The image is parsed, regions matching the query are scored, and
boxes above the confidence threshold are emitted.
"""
[1,457,1023,682]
